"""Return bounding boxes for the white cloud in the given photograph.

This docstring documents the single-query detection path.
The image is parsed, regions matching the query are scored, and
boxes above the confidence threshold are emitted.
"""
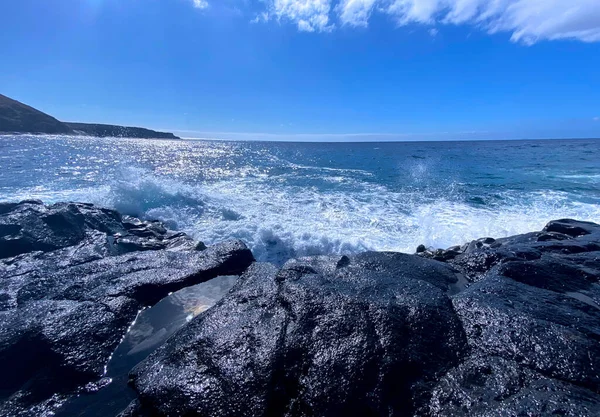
[194,0,600,43]
[594,117,600,122]
[337,0,377,27]
[251,11,271,24]
[383,0,600,44]
[386,0,442,25]
[429,27,439,36]
[268,0,333,32]
[192,0,209,9]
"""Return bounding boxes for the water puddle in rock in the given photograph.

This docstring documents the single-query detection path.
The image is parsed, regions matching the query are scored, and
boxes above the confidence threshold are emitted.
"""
[55,275,238,417]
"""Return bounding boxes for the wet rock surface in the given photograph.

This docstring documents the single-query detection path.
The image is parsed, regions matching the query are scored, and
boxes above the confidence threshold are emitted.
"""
[128,254,467,416]
[2,201,600,417]
[420,219,600,416]
[126,220,600,416]
[0,201,254,416]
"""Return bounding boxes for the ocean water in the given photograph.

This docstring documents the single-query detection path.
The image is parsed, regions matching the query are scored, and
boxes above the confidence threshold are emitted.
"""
[1,135,600,264]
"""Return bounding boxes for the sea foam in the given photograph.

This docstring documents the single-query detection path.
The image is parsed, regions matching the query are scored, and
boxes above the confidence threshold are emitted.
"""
[1,136,599,265]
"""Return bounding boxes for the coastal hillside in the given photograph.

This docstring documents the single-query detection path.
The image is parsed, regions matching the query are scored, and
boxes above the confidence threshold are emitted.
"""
[0,93,72,134]
[0,93,180,139]
[66,122,179,139]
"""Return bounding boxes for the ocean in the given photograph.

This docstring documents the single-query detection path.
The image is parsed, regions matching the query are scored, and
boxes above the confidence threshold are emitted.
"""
[1,135,599,265]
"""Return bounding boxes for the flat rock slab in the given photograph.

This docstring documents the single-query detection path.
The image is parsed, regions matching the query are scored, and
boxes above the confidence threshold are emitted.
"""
[0,201,254,416]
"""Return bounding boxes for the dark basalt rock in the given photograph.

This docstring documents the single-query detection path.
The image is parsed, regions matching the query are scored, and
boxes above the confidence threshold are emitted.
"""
[0,201,254,416]
[430,356,600,416]
[418,219,600,416]
[3,201,600,417]
[128,254,468,416]
[417,219,600,283]
[126,220,600,416]
[429,268,600,415]
[0,200,196,259]
[543,218,597,237]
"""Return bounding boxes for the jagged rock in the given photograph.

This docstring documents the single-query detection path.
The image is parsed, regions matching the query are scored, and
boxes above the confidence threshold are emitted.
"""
[429,356,600,416]
[0,201,254,416]
[128,220,600,416]
[416,219,600,283]
[424,219,600,415]
[128,254,468,416]
[0,201,200,259]
[4,202,600,417]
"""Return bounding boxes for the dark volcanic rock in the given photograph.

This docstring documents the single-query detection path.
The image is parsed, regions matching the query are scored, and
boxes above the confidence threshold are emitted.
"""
[429,269,600,415]
[417,219,600,283]
[430,356,600,416]
[0,201,254,416]
[543,218,597,237]
[4,203,600,417]
[418,219,600,415]
[128,254,468,416]
[127,220,600,416]
[0,200,194,259]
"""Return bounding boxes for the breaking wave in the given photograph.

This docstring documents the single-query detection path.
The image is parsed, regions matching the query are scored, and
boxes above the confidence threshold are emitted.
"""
[9,167,599,265]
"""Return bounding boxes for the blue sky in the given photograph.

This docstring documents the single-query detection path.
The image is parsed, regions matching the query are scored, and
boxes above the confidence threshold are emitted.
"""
[1,0,599,141]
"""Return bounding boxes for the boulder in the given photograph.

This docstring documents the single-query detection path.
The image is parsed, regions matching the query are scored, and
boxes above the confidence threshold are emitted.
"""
[128,254,468,416]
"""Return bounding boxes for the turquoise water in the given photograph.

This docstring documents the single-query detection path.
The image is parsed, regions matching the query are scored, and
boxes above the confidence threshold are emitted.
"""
[1,135,599,264]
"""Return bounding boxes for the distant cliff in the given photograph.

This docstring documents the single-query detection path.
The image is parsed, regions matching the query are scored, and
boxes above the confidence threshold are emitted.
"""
[0,94,180,139]
[65,123,179,139]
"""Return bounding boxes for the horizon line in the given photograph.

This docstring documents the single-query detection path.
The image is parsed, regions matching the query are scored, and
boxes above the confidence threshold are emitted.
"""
[175,135,600,143]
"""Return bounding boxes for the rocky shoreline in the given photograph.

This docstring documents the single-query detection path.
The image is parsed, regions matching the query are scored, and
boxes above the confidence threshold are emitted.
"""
[1,200,599,416]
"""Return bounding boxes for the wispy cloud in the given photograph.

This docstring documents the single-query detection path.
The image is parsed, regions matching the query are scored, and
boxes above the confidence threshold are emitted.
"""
[192,0,209,9]
[337,0,377,27]
[228,0,600,44]
[268,0,333,32]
